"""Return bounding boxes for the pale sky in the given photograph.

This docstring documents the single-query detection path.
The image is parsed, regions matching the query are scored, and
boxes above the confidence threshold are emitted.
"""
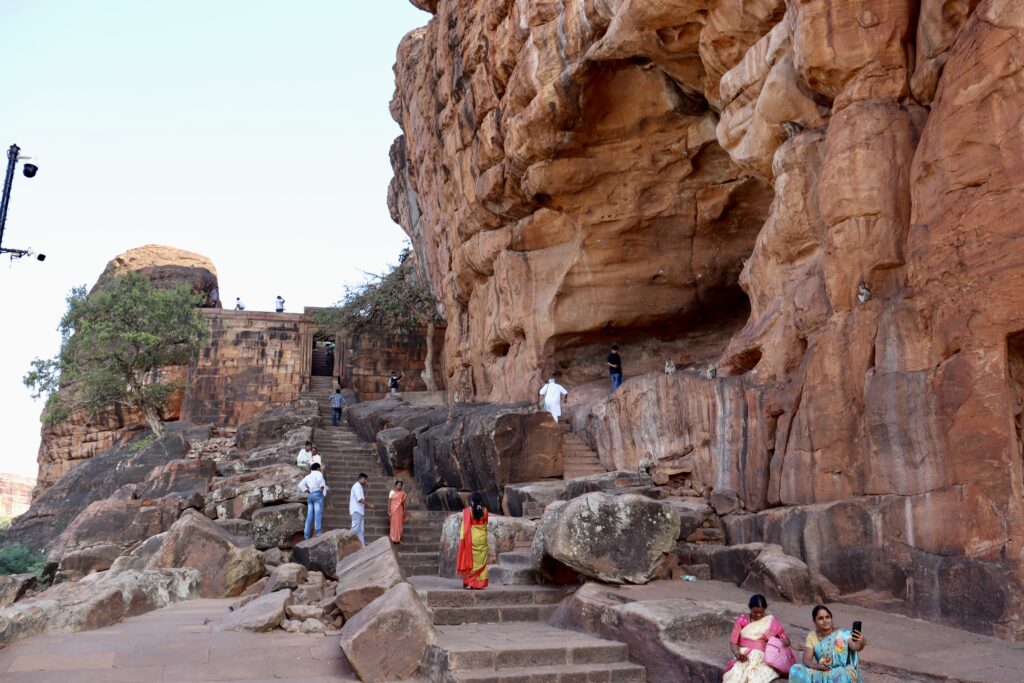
[0,1,430,478]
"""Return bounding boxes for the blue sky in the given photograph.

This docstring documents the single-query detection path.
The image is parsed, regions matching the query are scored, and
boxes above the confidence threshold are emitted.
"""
[0,1,430,477]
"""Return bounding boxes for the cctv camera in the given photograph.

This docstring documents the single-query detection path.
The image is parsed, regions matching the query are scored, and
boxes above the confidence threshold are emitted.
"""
[23,163,38,178]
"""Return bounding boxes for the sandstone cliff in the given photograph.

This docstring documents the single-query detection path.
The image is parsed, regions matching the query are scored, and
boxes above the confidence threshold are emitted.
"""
[34,245,218,495]
[389,0,1024,637]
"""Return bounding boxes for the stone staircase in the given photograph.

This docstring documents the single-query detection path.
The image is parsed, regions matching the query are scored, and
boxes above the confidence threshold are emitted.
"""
[413,577,646,681]
[560,422,605,479]
[306,377,447,576]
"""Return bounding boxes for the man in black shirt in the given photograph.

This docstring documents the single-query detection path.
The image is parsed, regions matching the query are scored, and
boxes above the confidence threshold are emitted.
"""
[607,345,624,391]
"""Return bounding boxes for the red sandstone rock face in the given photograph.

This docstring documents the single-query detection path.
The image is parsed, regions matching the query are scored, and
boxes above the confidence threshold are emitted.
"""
[33,246,218,496]
[392,0,1024,637]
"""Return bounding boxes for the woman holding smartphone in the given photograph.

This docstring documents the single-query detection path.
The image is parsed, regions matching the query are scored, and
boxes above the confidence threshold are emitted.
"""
[788,605,866,682]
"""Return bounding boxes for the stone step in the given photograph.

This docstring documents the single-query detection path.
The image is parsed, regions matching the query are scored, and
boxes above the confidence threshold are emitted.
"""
[494,550,532,567]
[489,564,538,586]
[424,623,644,682]
[410,576,568,610]
[429,604,559,625]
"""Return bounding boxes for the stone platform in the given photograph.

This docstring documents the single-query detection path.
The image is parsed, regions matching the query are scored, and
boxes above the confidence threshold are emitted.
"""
[0,599,357,682]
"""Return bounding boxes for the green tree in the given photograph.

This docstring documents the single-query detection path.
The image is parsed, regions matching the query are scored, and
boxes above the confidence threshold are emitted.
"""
[317,248,443,391]
[24,272,208,437]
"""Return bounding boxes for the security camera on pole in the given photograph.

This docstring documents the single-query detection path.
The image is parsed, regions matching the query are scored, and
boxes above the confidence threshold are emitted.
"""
[0,143,46,262]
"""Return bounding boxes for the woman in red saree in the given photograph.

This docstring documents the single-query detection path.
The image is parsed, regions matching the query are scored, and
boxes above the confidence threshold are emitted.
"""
[456,492,489,589]
[388,480,408,544]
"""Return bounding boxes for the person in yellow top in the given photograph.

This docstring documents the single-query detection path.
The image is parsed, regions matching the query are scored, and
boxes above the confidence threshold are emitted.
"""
[788,605,867,682]
[456,492,489,589]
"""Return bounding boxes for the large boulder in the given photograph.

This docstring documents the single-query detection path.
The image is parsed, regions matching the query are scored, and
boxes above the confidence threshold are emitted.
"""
[212,589,292,632]
[242,425,314,469]
[346,399,448,442]
[250,503,306,550]
[0,568,199,647]
[6,433,192,551]
[376,427,417,476]
[142,509,265,597]
[204,463,307,520]
[291,529,363,579]
[338,582,436,682]
[234,400,320,450]
[334,537,405,620]
[438,513,536,578]
[533,493,682,584]
[262,563,307,594]
[0,574,36,609]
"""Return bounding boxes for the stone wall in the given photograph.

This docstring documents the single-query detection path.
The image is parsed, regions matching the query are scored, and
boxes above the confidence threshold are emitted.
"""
[334,325,446,400]
[0,474,35,518]
[183,310,311,427]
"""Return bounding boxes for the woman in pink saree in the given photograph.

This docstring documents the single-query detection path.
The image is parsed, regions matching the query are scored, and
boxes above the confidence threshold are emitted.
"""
[723,594,792,683]
[388,480,408,544]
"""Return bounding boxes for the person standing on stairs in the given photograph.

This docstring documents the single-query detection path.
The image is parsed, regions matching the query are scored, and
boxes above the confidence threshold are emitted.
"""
[388,480,409,544]
[457,492,490,589]
[330,388,346,426]
[296,441,313,468]
[349,473,377,545]
[298,463,327,539]
[538,377,568,423]
[607,344,624,391]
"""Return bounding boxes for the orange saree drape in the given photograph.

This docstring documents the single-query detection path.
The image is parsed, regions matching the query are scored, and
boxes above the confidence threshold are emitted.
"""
[456,507,489,589]
[388,490,408,543]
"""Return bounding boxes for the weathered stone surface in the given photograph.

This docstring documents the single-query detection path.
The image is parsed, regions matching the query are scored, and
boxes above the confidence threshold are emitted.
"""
[7,433,191,552]
[142,509,264,598]
[0,473,34,518]
[438,513,536,578]
[346,399,448,443]
[533,493,681,584]
[679,541,831,604]
[262,563,307,595]
[338,582,436,682]
[234,400,320,450]
[334,537,405,620]
[376,427,417,476]
[0,574,36,609]
[250,503,306,550]
[135,458,216,503]
[215,518,253,540]
[291,529,363,580]
[710,489,740,516]
[204,463,308,520]
[212,589,291,632]
[0,568,199,647]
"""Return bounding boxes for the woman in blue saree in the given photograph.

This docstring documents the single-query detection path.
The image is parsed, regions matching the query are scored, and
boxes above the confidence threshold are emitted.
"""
[789,605,867,683]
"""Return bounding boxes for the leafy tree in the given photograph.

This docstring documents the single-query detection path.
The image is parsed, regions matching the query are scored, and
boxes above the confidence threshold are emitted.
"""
[0,543,44,576]
[24,272,208,437]
[317,248,443,390]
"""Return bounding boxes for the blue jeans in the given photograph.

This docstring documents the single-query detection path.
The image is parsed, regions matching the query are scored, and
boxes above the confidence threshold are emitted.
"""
[304,491,324,539]
[332,406,341,426]
[611,373,623,391]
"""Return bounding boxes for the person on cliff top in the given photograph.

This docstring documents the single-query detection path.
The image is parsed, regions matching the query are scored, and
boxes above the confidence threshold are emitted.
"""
[538,377,568,423]
[298,463,326,539]
[349,473,377,546]
[389,371,403,394]
[788,605,866,683]
[234,297,245,310]
[330,388,346,426]
[275,295,285,313]
[388,480,409,544]
[607,344,624,391]
[456,492,489,590]
[296,441,313,468]
[723,594,794,683]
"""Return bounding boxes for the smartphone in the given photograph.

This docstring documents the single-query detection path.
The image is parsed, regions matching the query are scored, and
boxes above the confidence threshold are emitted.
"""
[852,620,862,634]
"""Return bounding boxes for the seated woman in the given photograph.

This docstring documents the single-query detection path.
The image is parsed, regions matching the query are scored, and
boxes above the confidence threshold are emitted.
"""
[723,594,791,683]
[789,605,866,682]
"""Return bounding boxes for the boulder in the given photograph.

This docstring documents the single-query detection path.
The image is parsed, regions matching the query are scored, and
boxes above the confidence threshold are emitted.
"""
[215,518,253,540]
[376,427,417,475]
[134,458,216,503]
[338,582,436,682]
[0,568,199,647]
[250,503,306,550]
[262,563,307,594]
[262,547,286,566]
[0,574,36,609]
[710,489,740,516]
[286,604,324,621]
[291,529,363,579]
[438,513,536,578]
[143,509,265,597]
[204,463,307,520]
[346,399,448,443]
[533,493,682,584]
[234,400,320,450]
[212,589,292,632]
[502,480,569,517]
[242,425,314,469]
[334,537,405,620]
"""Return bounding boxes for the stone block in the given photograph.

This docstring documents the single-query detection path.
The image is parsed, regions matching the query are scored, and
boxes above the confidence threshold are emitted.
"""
[262,563,307,595]
[213,589,292,632]
[334,537,405,620]
[291,529,363,579]
[251,503,306,550]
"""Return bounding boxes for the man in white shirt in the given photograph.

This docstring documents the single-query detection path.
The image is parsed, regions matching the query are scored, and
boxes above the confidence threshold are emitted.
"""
[275,295,285,313]
[298,463,327,539]
[296,441,313,469]
[538,377,568,422]
[234,297,245,310]
[349,473,376,545]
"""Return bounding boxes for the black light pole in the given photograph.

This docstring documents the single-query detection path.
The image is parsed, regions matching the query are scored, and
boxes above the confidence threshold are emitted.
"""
[0,143,44,261]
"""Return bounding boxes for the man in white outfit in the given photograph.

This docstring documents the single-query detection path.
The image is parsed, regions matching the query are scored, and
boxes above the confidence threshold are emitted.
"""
[349,473,376,545]
[538,377,568,422]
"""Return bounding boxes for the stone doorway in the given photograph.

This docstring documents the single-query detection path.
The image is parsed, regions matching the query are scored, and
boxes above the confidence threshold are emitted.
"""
[311,337,335,377]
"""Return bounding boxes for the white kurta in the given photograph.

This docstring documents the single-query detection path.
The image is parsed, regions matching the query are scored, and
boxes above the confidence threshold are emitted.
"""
[539,382,568,421]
